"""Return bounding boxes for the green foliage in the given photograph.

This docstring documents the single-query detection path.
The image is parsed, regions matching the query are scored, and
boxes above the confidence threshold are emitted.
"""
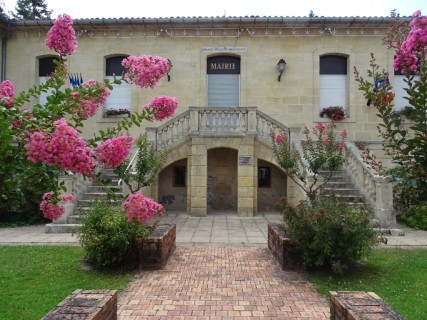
[115,133,168,194]
[311,248,427,320]
[0,246,134,320]
[284,196,377,274]
[354,54,427,205]
[77,201,151,269]
[11,0,52,20]
[399,205,427,230]
[272,122,346,201]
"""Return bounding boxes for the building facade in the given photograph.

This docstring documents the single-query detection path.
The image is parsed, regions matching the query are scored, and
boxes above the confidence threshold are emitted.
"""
[1,15,401,224]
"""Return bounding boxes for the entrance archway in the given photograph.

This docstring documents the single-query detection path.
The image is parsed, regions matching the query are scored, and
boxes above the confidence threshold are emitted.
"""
[207,148,238,213]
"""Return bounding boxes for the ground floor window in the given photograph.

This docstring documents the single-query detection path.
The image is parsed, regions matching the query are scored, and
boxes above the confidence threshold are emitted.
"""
[258,166,271,188]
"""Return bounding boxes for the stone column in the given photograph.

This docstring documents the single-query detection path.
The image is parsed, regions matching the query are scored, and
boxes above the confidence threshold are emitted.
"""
[237,136,257,216]
[187,136,207,216]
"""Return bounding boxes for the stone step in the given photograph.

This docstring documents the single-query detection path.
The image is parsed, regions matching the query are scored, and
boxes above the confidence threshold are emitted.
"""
[323,188,362,196]
[77,199,121,207]
[45,223,82,234]
[79,192,122,201]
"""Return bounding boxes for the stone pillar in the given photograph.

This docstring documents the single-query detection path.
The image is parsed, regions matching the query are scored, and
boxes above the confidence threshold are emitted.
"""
[237,136,257,216]
[187,137,207,216]
[374,178,395,227]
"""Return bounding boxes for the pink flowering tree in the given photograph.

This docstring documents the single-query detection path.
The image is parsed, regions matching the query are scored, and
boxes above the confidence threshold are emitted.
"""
[0,14,176,223]
[354,10,427,206]
[272,122,347,202]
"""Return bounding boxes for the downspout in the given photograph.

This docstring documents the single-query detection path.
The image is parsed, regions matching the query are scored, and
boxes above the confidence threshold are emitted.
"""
[1,21,9,81]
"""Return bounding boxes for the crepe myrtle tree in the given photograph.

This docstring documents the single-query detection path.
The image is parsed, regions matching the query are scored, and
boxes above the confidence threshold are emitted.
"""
[0,13,177,223]
[354,10,427,205]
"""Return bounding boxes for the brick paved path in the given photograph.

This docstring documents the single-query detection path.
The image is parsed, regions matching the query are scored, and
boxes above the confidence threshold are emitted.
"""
[118,246,329,319]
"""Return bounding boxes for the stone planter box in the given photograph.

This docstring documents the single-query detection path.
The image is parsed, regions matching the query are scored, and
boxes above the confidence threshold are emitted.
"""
[137,223,176,270]
[268,223,303,270]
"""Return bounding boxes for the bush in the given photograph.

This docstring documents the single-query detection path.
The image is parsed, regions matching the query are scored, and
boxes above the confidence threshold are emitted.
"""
[284,196,377,274]
[77,201,151,269]
[399,205,427,230]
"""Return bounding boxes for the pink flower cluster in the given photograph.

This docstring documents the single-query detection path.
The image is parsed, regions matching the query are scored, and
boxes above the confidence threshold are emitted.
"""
[70,80,110,120]
[145,95,178,121]
[26,118,95,176]
[46,14,77,56]
[0,80,15,108]
[394,10,427,73]
[122,191,165,223]
[40,191,75,221]
[122,55,171,88]
[95,136,133,168]
[275,133,285,144]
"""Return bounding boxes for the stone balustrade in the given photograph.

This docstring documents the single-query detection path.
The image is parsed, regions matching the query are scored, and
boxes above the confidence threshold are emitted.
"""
[344,142,395,227]
[147,107,290,148]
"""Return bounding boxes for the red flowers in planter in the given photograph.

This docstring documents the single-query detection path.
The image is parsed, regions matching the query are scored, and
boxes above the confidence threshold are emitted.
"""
[319,106,346,120]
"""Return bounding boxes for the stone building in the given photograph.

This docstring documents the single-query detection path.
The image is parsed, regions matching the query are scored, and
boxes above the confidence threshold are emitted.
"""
[0,14,404,226]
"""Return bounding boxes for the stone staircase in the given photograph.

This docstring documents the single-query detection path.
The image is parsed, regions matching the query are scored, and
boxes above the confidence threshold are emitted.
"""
[45,170,123,233]
[319,168,367,207]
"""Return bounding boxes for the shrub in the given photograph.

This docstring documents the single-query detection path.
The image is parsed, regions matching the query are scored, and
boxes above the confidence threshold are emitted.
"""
[399,205,427,230]
[284,196,377,274]
[77,201,151,269]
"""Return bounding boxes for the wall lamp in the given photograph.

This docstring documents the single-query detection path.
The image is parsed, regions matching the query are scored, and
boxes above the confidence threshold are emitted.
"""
[277,58,286,82]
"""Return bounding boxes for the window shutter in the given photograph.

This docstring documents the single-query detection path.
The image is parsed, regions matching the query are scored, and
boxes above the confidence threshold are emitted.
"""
[207,74,240,107]
[319,75,347,108]
[105,76,131,111]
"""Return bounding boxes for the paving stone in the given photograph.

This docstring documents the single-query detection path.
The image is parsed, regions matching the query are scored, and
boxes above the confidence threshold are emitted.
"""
[117,246,330,319]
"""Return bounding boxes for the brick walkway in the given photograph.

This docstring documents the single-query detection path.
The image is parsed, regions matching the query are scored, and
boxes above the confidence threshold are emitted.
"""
[118,246,329,319]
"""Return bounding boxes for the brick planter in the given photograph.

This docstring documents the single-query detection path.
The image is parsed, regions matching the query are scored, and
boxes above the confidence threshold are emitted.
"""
[137,223,176,270]
[330,291,404,320]
[43,289,117,320]
[268,223,303,270]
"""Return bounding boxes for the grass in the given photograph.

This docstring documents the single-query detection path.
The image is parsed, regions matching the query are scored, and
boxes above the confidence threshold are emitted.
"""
[309,248,427,320]
[0,246,136,320]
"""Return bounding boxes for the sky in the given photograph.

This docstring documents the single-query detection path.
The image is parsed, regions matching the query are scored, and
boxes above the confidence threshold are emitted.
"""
[2,0,427,19]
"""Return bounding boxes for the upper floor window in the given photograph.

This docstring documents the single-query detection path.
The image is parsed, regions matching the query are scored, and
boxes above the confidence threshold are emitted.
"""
[105,55,131,117]
[207,56,240,107]
[393,64,419,112]
[319,55,348,115]
[38,56,57,105]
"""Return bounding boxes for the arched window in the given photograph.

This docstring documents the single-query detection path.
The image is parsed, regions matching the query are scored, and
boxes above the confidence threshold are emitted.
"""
[207,56,240,107]
[104,55,131,116]
[38,56,57,105]
[319,55,347,113]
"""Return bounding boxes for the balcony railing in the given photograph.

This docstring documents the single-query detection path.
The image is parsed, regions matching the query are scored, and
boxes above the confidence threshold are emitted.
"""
[146,106,290,149]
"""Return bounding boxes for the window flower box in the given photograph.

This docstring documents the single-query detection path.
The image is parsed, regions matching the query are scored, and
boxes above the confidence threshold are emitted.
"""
[319,106,346,120]
[105,108,131,118]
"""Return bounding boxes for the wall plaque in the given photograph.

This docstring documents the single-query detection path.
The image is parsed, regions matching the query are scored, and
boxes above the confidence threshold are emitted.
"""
[238,156,253,166]
[201,47,246,53]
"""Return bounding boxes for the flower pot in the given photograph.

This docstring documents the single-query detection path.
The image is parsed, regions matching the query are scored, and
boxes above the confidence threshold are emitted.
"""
[268,223,303,270]
[136,223,176,270]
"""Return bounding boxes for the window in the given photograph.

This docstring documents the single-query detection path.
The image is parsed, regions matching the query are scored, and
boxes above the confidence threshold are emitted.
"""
[173,166,186,187]
[105,56,131,115]
[394,66,419,112]
[38,56,57,105]
[258,166,271,188]
[207,56,240,107]
[319,55,347,112]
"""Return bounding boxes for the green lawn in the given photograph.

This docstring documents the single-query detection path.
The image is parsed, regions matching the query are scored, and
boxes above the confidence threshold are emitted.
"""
[0,246,135,320]
[1,246,426,320]
[309,248,427,320]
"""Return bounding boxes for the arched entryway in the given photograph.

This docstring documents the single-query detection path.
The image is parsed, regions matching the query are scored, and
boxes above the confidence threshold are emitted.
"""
[257,159,287,213]
[207,148,238,213]
[158,159,187,212]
